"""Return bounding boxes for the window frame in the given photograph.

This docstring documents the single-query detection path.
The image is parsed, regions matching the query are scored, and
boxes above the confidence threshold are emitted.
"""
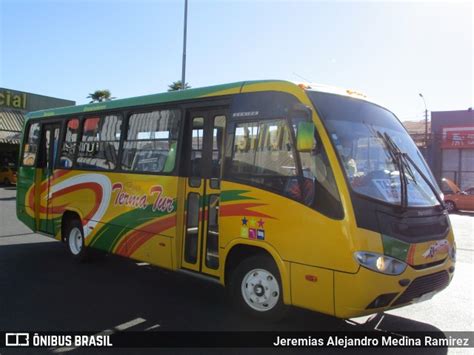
[225,114,344,219]
[227,116,305,198]
[21,120,42,167]
[58,117,80,170]
[75,112,124,172]
[24,96,231,176]
[120,106,183,175]
[54,105,184,176]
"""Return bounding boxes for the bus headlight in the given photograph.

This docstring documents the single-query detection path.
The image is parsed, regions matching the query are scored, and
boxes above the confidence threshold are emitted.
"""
[354,251,407,275]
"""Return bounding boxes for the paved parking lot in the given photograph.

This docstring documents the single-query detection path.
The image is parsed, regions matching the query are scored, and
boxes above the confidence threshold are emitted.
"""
[0,185,472,354]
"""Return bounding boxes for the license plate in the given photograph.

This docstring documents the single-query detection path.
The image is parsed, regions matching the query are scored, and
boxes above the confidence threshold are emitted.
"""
[413,291,436,303]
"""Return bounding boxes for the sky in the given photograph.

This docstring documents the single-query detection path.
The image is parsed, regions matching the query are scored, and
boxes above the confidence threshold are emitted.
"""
[0,0,472,121]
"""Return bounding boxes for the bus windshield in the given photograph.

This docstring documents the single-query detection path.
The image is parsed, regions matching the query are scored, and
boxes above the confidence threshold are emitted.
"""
[308,91,440,207]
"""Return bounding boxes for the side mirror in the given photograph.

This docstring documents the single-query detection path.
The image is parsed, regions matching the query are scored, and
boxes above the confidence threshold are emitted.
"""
[296,121,315,152]
[292,104,315,152]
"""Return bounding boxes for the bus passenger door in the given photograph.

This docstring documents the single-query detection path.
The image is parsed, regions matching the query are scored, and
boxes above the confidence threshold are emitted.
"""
[37,123,61,235]
[181,109,226,277]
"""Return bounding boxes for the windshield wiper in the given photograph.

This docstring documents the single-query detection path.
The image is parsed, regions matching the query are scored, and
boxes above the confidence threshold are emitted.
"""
[399,145,446,209]
[376,131,411,211]
[377,131,445,211]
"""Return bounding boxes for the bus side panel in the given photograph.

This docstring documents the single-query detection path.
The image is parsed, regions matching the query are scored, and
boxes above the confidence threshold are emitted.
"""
[290,263,335,315]
[127,234,173,269]
[173,176,188,270]
[219,181,357,273]
[41,169,178,269]
[219,180,357,313]
[16,166,37,231]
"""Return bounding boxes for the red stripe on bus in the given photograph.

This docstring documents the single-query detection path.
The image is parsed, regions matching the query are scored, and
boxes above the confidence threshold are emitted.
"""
[115,215,176,257]
[219,203,276,219]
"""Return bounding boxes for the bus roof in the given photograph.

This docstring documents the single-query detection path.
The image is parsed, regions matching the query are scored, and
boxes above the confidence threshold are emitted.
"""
[25,80,284,120]
[25,79,377,120]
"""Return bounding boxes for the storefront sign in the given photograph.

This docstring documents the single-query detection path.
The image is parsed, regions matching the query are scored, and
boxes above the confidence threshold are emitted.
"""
[0,90,27,109]
[441,126,474,148]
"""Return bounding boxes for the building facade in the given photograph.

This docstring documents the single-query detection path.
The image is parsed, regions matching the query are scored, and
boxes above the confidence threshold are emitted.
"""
[0,87,75,166]
[430,109,474,190]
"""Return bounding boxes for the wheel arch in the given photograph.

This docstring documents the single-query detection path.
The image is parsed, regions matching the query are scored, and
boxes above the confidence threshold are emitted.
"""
[61,209,83,242]
[222,240,292,305]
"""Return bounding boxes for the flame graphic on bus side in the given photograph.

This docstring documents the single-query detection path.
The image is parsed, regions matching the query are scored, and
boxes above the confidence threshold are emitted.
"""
[26,172,112,238]
[49,173,112,238]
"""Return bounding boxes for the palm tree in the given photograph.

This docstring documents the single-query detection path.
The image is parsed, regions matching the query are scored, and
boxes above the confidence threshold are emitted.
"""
[168,81,191,91]
[87,90,115,103]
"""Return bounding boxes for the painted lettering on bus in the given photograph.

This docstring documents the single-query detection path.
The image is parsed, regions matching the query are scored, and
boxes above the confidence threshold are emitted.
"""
[150,185,175,213]
[112,182,148,210]
[111,183,175,213]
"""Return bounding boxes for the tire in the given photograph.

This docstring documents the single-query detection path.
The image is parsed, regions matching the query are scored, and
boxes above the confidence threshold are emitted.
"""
[3,178,9,186]
[228,255,287,321]
[445,200,456,213]
[64,218,88,262]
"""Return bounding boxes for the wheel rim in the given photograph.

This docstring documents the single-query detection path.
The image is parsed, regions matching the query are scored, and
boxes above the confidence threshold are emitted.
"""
[68,227,83,255]
[446,201,454,211]
[241,268,280,312]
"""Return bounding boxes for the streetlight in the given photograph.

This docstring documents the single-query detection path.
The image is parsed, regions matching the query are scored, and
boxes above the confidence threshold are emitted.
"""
[419,93,429,149]
[181,0,188,90]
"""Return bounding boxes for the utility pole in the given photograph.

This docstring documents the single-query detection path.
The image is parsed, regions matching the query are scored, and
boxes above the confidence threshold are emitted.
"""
[181,0,188,90]
[424,107,429,147]
[419,93,428,150]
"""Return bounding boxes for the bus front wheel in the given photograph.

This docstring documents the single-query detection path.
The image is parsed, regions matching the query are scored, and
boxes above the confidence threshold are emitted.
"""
[65,219,88,262]
[229,255,287,321]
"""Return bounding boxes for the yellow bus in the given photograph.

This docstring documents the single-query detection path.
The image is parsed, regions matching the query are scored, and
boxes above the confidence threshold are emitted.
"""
[17,80,455,320]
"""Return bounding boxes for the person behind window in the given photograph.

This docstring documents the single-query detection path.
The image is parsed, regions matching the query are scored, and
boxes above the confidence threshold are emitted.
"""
[335,135,358,178]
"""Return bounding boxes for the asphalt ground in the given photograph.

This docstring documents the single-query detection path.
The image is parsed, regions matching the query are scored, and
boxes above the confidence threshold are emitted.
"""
[0,185,472,354]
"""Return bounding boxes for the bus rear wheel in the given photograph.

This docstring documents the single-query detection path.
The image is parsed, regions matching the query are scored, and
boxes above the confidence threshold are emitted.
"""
[229,255,287,321]
[64,219,88,262]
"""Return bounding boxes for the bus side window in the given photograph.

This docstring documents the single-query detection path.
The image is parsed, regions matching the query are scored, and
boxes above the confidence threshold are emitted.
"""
[211,115,226,178]
[228,116,343,219]
[76,115,122,170]
[229,119,297,194]
[190,117,204,176]
[59,118,79,168]
[121,109,181,173]
[232,123,258,174]
[294,120,343,219]
[22,122,41,167]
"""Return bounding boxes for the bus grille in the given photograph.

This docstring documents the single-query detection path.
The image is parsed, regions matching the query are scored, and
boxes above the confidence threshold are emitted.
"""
[392,271,450,306]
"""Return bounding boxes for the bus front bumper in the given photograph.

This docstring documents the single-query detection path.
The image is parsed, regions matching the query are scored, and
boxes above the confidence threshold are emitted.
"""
[333,258,455,319]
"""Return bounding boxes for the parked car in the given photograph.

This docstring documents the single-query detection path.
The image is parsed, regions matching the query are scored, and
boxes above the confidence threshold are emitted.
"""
[441,178,474,212]
[0,166,17,185]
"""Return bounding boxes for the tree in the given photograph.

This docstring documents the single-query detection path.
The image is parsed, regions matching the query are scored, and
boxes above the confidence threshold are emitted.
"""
[167,81,191,91]
[87,90,115,103]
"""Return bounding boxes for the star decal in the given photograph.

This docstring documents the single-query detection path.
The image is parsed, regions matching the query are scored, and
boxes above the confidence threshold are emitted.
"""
[257,219,265,228]
[241,217,248,226]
